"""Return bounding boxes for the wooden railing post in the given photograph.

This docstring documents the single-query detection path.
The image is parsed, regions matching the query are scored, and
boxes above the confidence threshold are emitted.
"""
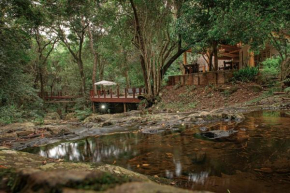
[110,89,113,98]
[133,88,136,99]
[125,88,127,98]
[104,89,106,98]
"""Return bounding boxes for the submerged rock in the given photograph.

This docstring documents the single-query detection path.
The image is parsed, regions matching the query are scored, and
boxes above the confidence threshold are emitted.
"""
[201,129,238,139]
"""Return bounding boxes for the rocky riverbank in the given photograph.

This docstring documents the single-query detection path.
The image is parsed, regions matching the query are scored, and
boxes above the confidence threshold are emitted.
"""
[1,93,290,150]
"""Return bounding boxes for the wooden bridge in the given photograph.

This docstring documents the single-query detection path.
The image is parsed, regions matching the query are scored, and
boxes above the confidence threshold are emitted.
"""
[90,88,145,103]
[40,92,78,103]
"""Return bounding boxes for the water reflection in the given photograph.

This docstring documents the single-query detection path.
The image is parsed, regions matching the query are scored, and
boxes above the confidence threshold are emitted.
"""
[24,111,290,193]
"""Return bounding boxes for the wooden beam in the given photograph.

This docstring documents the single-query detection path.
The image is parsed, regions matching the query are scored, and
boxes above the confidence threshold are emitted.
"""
[220,53,239,58]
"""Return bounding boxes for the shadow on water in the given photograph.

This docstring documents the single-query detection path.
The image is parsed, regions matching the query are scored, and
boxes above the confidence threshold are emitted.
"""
[23,111,290,193]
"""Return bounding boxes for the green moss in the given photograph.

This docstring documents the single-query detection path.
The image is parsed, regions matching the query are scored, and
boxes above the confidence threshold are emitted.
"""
[67,172,133,191]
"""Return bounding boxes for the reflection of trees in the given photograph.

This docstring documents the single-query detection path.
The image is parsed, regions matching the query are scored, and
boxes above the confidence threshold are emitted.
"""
[34,112,290,188]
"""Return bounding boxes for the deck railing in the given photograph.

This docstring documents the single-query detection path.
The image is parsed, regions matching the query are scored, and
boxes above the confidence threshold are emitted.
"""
[90,88,145,99]
[39,91,77,100]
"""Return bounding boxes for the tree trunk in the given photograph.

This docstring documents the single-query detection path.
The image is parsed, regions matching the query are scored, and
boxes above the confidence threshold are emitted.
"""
[209,52,213,71]
[39,68,44,98]
[213,42,218,71]
[77,60,86,97]
[87,25,98,94]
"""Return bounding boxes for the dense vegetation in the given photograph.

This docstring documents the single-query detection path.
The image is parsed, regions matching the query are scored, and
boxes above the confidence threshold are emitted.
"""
[0,0,289,123]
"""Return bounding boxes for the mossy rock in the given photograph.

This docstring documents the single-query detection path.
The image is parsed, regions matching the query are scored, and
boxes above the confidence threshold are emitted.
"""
[45,112,61,120]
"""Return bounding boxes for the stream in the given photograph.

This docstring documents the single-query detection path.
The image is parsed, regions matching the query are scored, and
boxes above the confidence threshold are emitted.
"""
[23,111,290,193]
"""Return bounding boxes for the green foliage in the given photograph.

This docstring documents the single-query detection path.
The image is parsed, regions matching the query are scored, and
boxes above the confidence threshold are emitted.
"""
[284,87,290,94]
[75,108,92,121]
[260,57,281,84]
[232,66,259,82]
[0,105,24,124]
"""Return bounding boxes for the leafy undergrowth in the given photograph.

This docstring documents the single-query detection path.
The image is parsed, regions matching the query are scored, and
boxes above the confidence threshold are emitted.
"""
[156,82,266,112]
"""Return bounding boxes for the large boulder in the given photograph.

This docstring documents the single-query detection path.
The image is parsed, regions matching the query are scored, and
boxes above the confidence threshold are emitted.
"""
[0,122,35,140]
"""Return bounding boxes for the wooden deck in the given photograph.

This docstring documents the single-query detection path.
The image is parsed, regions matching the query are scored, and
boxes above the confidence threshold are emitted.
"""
[90,88,145,103]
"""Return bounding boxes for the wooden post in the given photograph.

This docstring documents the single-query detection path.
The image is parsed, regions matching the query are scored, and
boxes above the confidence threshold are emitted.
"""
[249,51,255,67]
[133,88,136,99]
[92,102,95,113]
[104,89,106,98]
[125,88,127,98]
[123,103,126,112]
[110,89,112,98]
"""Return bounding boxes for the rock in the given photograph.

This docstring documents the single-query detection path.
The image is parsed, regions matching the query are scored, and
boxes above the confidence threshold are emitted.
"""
[37,125,71,135]
[83,114,105,123]
[199,111,210,117]
[45,112,61,120]
[0,122,35,139]
[101,121,114,127]
[65,113,77,121]
[0,132,18,140]
[17,130,34,137]
[104,181,210,193]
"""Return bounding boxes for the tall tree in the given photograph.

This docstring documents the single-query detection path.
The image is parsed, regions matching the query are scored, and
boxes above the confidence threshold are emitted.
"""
[127,0,187,99]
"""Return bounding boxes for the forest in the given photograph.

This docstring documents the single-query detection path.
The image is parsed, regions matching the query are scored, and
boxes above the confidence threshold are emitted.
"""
[1,0,289,122]
[0,0,290,193]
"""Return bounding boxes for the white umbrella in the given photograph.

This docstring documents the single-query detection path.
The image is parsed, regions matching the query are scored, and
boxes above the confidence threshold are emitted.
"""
[94,80,117,86]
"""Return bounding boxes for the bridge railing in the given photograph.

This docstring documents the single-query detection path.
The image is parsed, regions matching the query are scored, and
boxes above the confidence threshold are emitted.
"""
[90,88,145,99]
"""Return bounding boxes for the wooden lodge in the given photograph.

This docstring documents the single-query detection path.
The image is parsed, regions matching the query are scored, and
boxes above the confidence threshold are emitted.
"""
[169,43,279,86]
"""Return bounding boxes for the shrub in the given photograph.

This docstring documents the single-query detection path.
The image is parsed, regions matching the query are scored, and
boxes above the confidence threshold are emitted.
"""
[0,105,24,124]
[285,87,290,94]
[260,57,281,84]
[232,66,259,82]
[75,108,92,121]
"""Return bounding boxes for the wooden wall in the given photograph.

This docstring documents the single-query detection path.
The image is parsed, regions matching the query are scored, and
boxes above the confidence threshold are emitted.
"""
[167,71,235,86]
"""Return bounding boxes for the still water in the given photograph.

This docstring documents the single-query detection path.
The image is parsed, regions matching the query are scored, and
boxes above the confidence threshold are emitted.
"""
[25,111,290,193]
